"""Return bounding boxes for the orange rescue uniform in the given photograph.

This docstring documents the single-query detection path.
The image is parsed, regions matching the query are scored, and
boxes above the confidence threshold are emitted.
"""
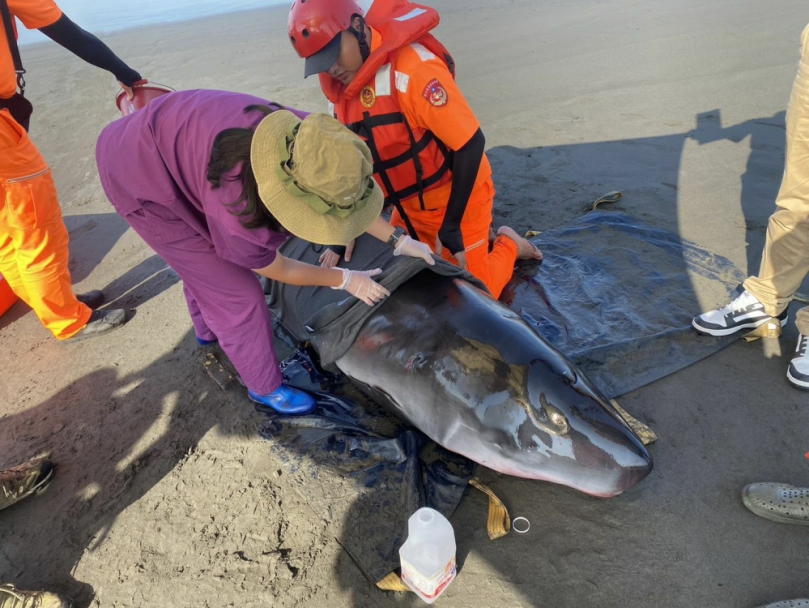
[0,0,92,337]
[328,26,518,298]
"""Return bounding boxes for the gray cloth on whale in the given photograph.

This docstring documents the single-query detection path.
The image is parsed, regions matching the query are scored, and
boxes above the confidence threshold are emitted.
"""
[507,211,745,398]
[269,211,743,399]
[267,236,486,368]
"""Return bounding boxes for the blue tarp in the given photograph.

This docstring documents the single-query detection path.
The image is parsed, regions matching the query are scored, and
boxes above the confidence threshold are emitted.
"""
[506,212,744,397]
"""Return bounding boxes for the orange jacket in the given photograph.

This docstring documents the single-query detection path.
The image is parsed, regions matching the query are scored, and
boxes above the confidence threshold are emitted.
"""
[331,40,456,214]
[1,0,62,99]
[320,1,467,219]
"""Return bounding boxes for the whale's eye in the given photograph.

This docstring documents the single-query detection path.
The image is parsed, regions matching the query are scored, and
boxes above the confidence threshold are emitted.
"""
[539,393,570,436]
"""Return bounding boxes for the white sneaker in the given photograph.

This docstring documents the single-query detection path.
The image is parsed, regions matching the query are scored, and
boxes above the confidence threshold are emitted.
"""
[742,482,809,525]
[786,333,809,389]
[692,289,788,336]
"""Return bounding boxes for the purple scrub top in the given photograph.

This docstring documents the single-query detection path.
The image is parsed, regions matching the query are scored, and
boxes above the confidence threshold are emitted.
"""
[97,89,308,270]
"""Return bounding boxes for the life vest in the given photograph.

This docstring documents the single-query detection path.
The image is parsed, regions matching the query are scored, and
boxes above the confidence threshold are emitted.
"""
[319,0,457,238]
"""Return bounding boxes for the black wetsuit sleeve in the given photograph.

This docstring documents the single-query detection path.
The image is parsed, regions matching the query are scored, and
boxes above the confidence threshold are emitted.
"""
[38,15,142,86]
[438,128,485,254]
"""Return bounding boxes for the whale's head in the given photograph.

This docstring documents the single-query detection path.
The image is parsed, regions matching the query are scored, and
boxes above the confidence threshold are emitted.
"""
[486,348,653,498]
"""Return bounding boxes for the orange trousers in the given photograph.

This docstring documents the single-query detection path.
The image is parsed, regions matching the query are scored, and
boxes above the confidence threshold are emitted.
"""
[0,110,91,339]
[391,178,518,299]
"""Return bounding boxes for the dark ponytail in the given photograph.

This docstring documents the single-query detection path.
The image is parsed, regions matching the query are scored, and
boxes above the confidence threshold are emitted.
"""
[349,14,371,62]
[207,104,285,231]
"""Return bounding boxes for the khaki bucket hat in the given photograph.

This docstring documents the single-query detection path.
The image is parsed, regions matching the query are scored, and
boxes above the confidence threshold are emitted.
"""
[251,110,384,246]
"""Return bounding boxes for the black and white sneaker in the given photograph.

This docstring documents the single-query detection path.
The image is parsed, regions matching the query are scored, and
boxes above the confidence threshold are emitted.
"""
[787,333,809,390]
[692,289,788,336]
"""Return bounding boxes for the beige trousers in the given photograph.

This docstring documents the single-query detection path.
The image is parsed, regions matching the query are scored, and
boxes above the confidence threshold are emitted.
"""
[744,23,809,335]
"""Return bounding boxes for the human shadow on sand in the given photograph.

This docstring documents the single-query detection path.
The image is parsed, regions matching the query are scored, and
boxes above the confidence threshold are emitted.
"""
[0,330,258,607]
[485,110,786,279]
[1,213,179,330]
[692,109,787,276]
[64,212,182,308]
[63,213,130,285]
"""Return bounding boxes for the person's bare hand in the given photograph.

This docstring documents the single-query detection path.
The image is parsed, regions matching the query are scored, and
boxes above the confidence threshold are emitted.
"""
[118,81,135,101]
[435,235,468,270]
[318,248,341,269]
[344,239,356,262]
[318,240,356,268]
[452,249,468,270]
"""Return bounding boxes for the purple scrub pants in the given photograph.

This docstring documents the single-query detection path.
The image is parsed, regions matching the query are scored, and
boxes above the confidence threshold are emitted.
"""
[123,202,282,395]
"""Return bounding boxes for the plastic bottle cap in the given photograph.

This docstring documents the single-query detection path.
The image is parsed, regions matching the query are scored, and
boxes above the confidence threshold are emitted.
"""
[512,517,530,534]
[418,510,435,524]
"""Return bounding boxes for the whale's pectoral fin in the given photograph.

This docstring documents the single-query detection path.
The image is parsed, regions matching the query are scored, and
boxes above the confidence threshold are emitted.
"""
[609,399,658,446]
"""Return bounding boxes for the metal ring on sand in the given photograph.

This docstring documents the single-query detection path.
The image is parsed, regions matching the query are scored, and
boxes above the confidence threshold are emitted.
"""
[512,516,530,534]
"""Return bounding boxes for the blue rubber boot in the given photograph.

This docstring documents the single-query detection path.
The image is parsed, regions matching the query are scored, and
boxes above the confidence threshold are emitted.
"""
[197,337,218,346]
[248,384,316,415]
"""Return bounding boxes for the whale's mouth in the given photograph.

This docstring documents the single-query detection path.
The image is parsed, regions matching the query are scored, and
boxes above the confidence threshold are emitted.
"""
[580,454,654,498]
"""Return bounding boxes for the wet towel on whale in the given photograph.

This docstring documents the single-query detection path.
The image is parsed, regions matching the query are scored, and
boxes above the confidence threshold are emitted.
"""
[267,236,485,368]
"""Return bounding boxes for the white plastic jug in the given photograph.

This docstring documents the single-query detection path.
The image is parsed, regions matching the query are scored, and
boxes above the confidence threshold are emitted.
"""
[399,507,457,603]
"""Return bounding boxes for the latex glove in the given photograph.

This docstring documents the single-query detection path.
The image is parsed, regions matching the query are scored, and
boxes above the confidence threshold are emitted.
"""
[435,234,468,271]
[331,268,390,306]
[318,240,356,268]
[393,235,435,266]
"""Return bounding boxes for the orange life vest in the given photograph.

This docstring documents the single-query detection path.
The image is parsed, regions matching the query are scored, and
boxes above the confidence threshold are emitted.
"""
[319,0,457,238]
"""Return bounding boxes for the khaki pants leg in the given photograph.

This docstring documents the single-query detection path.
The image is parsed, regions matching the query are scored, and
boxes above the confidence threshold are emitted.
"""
[744,23,809,332]
[794,306,809,335]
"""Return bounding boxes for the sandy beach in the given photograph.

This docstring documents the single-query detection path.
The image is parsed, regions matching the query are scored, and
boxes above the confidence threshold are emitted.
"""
[1,0,809,606]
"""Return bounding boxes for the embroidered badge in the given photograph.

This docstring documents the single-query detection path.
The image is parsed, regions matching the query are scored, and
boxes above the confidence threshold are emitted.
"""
[422,79,448,108]
[360,86,377,108]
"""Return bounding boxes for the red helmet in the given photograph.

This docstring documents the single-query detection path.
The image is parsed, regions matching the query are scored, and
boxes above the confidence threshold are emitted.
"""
[288,0,364,59]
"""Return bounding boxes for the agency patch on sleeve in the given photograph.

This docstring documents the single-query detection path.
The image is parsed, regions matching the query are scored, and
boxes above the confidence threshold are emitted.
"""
[422,79,449,108]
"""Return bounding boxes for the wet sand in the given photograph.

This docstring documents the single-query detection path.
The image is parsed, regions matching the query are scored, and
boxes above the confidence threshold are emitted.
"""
[1,1,808,606]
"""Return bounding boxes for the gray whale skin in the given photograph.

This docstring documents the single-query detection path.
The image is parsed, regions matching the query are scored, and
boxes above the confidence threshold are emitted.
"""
[334,271,653,498]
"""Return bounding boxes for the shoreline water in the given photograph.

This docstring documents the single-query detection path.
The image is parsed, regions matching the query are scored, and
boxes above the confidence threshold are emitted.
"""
[17,0,288,46]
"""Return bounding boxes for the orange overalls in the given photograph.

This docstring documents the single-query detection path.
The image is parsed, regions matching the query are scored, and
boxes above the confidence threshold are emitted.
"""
[323,20,518,298]
[0,110,91,338]
[0,0,91,338]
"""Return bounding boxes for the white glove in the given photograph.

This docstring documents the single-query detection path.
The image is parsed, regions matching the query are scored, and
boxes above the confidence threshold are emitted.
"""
[393,235,436,266]
[331,267,390,306]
